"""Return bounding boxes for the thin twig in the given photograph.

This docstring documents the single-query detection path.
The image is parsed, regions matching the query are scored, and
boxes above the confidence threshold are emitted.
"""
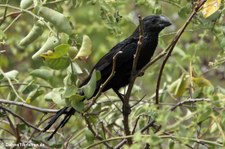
[86,134,223,149]
[0,0,64,21]
[0,4,57,36]
[132,114,143,134]
[28,113,47,141]
[83,116,112,149]
[0,105,42,132]
[0,0,8,26]
[84,51,123,112]
[0,99,58,113]
[0,69,25,102]
[130,94,146,108]
[155,0,207,104]
[104,94,122,113]
[3,110,16,136]
[170,98,211,111]
[0,83,53,89]
[3,13,21,33]
[140,119,157,133]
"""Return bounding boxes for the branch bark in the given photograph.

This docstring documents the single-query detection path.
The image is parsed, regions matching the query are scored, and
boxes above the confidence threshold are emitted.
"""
[121,15,144,145]
[170,98,211,111]
[0,99,58,113]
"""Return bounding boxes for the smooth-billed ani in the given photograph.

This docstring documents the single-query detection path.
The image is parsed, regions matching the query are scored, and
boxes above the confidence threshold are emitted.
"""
[43,15,171,140]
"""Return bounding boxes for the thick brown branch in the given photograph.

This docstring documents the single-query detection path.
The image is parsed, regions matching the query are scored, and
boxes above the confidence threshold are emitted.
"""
[122,15,144,145]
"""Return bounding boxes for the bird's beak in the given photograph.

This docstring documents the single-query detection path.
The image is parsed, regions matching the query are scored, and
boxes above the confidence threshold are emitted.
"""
[159,15,172,27]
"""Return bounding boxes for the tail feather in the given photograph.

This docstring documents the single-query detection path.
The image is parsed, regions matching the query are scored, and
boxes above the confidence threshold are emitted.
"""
[43,107,76,140]
[43,107,68,132]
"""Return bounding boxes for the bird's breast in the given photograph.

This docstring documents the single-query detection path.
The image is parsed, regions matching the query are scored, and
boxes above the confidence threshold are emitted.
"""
[137,36,158,69]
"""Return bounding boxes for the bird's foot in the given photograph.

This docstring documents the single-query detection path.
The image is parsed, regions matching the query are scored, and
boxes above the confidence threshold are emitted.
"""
[132,71,144,77]
[123,104,131,115]
[113,89,124,102]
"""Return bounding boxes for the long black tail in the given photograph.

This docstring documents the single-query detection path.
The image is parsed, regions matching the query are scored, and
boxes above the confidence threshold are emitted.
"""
[43,107,76,140]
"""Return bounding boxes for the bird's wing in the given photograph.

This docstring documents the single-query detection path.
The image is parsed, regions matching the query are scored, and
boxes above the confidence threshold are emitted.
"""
[94,37,138,71]
[79,37,138,87]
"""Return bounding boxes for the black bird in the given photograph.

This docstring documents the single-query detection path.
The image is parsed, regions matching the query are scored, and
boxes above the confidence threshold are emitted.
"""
[43,15,171,140]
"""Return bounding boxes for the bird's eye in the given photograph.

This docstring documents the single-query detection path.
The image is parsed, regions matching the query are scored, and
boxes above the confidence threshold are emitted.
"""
[152,19,157,24]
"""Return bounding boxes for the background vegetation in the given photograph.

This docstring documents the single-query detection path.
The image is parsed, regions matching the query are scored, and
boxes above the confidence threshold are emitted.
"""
[0,0,224,148]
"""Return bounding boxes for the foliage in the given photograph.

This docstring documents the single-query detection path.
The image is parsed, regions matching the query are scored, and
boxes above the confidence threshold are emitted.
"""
[0,0,225,148]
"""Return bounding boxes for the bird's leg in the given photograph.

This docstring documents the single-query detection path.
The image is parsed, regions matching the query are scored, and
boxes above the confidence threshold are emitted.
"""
[132,70,144,77]
[113,89,124,102]
[113,89,131,114]
[137,71,144,77]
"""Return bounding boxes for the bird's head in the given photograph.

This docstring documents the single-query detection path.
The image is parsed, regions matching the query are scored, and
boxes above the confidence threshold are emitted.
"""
[142,15,172,33]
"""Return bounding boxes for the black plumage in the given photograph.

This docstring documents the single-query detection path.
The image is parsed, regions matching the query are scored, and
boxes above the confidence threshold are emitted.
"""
[43,15,171,140]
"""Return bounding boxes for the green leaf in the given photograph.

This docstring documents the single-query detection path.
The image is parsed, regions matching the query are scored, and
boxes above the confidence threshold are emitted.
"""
[85,129,94,144]
[192,77,212,88]
[30,69,53,81]
[0,70,19,81]
[169,139,175,149]
[202,0,221,18]
[17,123,26,131]
[32,36,60,59]
[19,21,44,47]
[70,98,84,112]
[7,92,16,101]
[75,35,92,60]
[92,104,102,114]
[173,46,186,57]
[150,135,162,145]
[197,108,211,122]
[21,82,39,94]
[66,93,84,112]
[40,44,70,59]
[5,70,19,79]
[44,88,66,106]
[26,89,44,103]
[81,70,101,99]
[178,6,190,19]
[68,46,78,59]
[44,57,70,70]
[63,86,77,98]
[20,0,33,9]
[0,29,6,40]
[0,74,3,80]
[38,7,73,34]
[220,38,225,48]
[67,62,83,74]
[168,75,189,98]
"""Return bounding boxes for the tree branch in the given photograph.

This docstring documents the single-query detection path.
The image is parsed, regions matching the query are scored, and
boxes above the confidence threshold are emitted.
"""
[0,99,58,113]
[86,134,223,149]
[170,98,211,111]
[83,116,113,149]
[155,0,207,104]
[0,0,8,26]
[84,51,123,112]
[121,15,144,145]
[0,69,25,102]
[0,105,42,132]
